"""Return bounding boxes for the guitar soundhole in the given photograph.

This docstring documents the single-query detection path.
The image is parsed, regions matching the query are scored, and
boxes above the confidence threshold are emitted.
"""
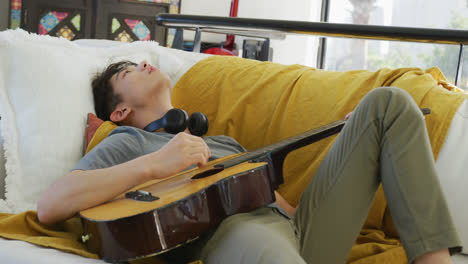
[192,167,224,180]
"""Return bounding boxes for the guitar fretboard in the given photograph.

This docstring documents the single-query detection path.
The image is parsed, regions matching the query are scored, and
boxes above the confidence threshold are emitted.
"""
[215,108,431,170]
[215,119,346,169]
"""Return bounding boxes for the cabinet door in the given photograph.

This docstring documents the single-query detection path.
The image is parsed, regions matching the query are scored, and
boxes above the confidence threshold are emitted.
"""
[21,0,93,40]
[95,0,168,45]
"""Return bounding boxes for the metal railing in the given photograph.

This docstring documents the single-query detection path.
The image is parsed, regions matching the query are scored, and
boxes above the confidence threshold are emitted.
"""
[156,14,468,85]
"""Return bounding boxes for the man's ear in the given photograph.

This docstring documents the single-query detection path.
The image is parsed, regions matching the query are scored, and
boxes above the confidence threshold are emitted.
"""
[110,106,132,123]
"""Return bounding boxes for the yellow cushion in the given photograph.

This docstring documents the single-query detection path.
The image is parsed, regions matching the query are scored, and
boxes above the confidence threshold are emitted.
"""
[85,121,118,154]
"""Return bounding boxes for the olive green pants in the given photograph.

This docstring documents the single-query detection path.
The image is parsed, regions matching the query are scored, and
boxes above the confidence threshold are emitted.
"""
[198,87,461,264]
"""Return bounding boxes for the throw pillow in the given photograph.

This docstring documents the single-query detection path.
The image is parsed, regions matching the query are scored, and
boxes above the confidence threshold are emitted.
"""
[85,116,118,155]
[84,113,104,153]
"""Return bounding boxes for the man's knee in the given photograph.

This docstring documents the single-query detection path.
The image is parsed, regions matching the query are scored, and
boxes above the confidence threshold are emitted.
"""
[364,87,422,117]
[366,87,412,104]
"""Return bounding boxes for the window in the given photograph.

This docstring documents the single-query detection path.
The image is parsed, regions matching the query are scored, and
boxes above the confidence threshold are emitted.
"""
[325,0,468,89]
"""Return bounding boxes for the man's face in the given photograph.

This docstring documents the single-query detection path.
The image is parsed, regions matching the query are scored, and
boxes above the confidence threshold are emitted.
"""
[110,60,172,110]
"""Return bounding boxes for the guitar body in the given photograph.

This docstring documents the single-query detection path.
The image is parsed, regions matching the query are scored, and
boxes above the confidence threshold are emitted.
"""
[80,156,274,262]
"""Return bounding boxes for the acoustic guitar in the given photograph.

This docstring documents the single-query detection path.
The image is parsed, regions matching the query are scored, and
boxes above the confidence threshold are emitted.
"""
[80,106,435,262]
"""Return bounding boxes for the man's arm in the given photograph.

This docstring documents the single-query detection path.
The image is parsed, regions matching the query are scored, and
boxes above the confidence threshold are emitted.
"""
[37,132,211,226]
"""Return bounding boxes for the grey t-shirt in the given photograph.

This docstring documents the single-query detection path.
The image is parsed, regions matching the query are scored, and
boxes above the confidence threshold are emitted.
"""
[74,126,247,171]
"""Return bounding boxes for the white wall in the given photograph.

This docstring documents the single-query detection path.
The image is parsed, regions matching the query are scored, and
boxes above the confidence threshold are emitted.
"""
[180,0,321,67]
[180,0,231,43]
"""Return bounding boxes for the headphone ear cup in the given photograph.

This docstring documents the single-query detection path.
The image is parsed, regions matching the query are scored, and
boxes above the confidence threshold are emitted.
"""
[165,108,189,134]
[188,112,209,137]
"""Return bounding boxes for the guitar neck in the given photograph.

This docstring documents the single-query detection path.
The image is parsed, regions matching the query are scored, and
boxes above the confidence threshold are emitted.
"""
[215,108,430,188]
[215,119,346,172]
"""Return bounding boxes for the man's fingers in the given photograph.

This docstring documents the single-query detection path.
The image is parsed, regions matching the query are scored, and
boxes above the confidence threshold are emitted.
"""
[186,136,211,158]
[188,145,210,159]
[194,153,209,168]
[172,132,211,168]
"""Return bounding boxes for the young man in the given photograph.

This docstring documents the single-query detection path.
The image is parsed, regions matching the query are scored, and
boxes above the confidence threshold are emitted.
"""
[37,60,461,264]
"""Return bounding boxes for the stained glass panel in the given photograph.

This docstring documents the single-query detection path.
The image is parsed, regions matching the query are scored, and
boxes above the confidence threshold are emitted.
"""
[136,0,180,14]
[124,19,151,41]
[56,25,76,40]
[169,0,179,13]
[39,11,69,35]
[115,31,133,42]
[71,14,81,31]
[10,0,22,29]
[124,19,139,29]
[112,18,121,33]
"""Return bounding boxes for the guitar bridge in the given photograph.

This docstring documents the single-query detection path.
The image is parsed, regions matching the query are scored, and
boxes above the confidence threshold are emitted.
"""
[125,190,159,202]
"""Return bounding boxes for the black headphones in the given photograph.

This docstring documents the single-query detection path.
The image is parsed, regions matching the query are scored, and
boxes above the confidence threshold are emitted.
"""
[143,108,209,137]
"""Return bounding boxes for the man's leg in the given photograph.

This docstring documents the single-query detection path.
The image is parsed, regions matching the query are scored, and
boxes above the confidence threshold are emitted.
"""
[294,87,461,263]
[199,207,305,264]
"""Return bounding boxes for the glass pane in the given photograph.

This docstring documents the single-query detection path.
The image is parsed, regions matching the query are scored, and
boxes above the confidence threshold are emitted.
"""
[71,14,81,31]
[115,30,133,43]
[124,19,151,41]
[39,11,69,35]
[112,18,121,34]
[327,0,468,89]
[10,0,22,29]
[56,25,76,40]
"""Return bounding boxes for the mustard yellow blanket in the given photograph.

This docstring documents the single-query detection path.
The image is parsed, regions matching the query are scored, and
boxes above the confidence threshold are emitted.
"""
[0,56,466,264]
[171,56,467,263]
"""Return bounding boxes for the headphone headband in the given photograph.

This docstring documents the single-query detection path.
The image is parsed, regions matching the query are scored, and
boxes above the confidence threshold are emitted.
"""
[143,108,209,136]
[143,118,166,132]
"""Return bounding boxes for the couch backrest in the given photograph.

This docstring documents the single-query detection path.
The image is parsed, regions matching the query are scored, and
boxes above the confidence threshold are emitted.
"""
[0,125,5,199]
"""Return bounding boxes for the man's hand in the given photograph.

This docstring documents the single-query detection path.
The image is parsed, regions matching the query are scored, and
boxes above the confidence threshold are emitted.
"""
[148,133,211,179]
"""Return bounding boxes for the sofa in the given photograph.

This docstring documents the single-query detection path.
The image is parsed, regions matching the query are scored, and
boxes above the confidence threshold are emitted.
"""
[0,28,468,263]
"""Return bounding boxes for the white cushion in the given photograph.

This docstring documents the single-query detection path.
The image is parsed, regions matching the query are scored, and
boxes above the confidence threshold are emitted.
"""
[0,237,106,264]
[0,30,99,212]
[436,98,468,254]
[0,29,184,213]
[74,38,211,86]
[0,123,5,199]
[73,38,126,48]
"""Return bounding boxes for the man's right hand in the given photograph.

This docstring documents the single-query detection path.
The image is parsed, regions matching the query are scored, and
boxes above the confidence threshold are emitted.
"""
[147,132,211,180]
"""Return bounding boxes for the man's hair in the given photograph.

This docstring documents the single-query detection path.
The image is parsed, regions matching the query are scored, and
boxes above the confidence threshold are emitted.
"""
[91,61,137,121]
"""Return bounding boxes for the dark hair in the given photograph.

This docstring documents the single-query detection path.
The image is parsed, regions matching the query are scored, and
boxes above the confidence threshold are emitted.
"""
[91,61,137,121]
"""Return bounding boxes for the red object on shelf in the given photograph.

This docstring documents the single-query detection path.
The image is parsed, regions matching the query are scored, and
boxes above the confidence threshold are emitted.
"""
[203,47,237,55]
[203,0,239,56]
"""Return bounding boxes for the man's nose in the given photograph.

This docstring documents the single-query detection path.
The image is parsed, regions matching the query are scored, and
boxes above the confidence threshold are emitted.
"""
[139,61,149,70]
